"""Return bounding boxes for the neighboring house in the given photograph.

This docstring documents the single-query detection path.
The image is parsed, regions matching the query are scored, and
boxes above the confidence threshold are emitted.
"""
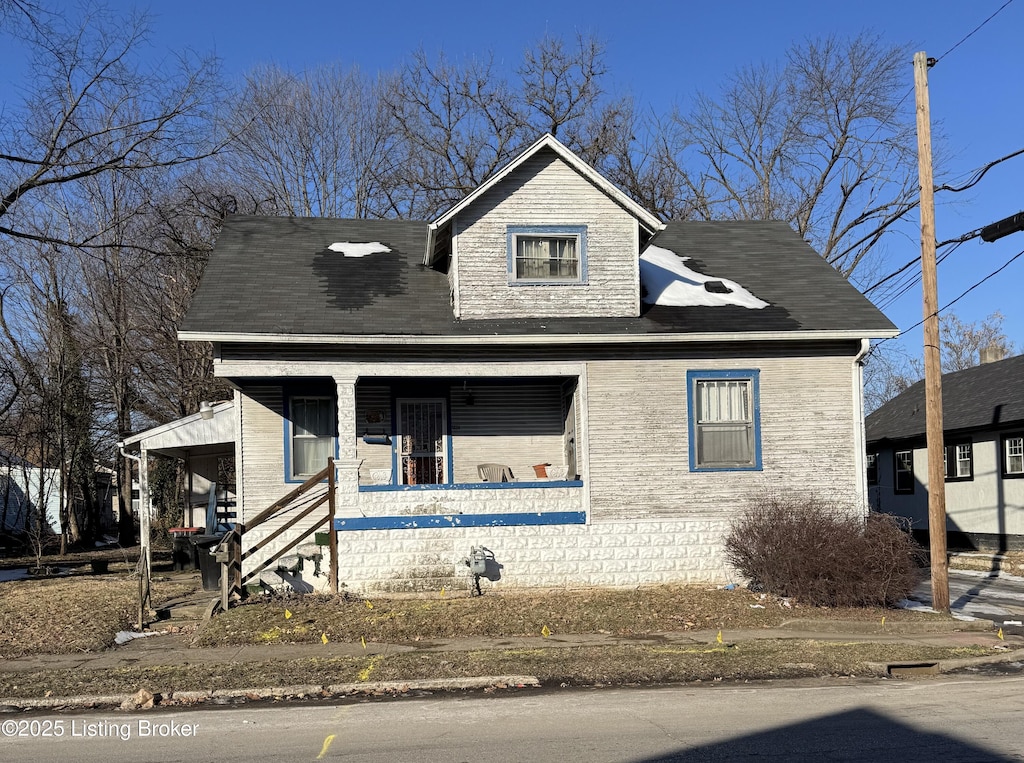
[0,450,61,541]
[179,134,897,593]
[866,352,1024,551]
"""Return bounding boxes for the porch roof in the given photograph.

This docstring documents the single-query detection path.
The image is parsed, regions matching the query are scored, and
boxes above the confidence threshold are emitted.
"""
[181,216,895,340]
[121,401,235,459]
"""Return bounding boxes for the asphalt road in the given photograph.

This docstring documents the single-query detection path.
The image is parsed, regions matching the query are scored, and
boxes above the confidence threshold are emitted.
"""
[4,676,1024,762]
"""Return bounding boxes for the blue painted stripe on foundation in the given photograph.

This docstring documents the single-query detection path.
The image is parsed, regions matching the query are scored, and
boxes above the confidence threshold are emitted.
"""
[359,480,583,493]
[334,511,587,531]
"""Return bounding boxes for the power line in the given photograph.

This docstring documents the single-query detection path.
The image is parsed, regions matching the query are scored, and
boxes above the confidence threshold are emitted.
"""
[933,0,1018,63]
[935,146,1024,194]
[871,245,1024,351]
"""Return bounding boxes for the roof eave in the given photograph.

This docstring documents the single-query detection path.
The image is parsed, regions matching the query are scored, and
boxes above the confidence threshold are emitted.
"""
[179,328,898,346]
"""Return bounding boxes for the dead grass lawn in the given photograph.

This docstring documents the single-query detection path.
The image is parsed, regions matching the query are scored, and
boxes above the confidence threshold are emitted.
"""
[0,576,197,658]
[196,585,948,648]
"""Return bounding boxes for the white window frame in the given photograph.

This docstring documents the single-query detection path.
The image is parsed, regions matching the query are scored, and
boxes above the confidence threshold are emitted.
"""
[506,225,587,285]
[1004,434,1024,477]
[943,441,973,481]
[894,450,914,494]
[288,395,335,482]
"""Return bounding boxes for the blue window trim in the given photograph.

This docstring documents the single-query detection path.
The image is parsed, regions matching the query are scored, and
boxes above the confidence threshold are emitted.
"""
[283,393,339,484]
[359,480,583,493]
[506,225,588,286]
[686,369,762,472]
[335,511,586,531]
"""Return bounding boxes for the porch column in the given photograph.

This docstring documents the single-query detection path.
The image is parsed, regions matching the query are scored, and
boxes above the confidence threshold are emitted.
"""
[334,376,360,501]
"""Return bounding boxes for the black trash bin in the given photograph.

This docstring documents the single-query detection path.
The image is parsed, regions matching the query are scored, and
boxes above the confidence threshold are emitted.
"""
[191,534,223,591]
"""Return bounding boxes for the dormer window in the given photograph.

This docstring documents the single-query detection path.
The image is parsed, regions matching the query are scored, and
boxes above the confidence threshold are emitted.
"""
[507,225,588,285]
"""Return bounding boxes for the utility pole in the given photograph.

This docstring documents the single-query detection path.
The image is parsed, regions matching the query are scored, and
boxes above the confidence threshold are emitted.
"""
[913,51,949,612]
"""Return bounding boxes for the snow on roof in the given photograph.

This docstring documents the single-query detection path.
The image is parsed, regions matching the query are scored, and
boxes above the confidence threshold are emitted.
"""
[640,245,768,309]
[327,241,392,257]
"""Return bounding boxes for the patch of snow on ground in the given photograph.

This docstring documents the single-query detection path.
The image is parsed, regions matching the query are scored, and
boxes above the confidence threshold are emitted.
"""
[897,599,979,621]
[114,630,167,645]
[327,241,391,257]
[639,245,768,309]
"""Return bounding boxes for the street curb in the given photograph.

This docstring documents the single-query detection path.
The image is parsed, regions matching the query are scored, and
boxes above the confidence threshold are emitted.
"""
[863,647,1024,677]
[0,676,541,712]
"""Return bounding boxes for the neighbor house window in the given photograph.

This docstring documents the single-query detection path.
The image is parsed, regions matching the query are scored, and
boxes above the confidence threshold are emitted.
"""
[1003,434,1024,477]
[894,450,914,494]
[288,396,335,480]
[687,370,761,471]
[507,226,587,284]
[943,441,973,481]
[397,398,448,485]
[866,453,879,485]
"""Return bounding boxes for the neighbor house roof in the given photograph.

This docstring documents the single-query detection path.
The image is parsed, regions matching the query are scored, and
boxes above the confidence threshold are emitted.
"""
[865,353,1024,443]
[180,216,897,342]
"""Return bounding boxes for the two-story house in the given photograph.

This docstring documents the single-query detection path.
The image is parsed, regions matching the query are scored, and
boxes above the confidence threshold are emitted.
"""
[179,134,897,593]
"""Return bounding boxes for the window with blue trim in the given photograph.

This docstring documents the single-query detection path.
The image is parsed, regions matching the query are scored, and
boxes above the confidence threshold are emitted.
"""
[288,396,335,480]
[507,225,587,285]
[687,370,762,471]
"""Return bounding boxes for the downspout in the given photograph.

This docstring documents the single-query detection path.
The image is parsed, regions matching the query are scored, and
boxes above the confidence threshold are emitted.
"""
[118,443,151,579]
[852,339,871,513]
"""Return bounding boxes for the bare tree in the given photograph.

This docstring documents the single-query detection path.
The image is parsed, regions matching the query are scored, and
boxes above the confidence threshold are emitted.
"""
[223,64,402,219]
[864,311,1018,411]
[0,3,222,250]
[672,33,918,281]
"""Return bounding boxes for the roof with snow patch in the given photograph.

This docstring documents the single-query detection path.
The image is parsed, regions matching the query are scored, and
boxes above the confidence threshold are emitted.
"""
[181,217,896,339]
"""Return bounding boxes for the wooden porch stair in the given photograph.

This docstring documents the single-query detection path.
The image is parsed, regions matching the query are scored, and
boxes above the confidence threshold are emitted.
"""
[216,458,338,610]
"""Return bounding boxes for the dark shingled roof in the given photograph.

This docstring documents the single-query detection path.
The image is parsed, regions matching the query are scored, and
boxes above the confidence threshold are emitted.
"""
[181,216,896,337]
[865,353,1024,443]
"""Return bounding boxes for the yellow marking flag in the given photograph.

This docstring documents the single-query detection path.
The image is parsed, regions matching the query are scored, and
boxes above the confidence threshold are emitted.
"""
[998,628,1005,640]
[284,609,292,620]
[365,600,374,610]
[321,632,329,644]
[716,630,723,644]
[541,625,551,638]
[361,636,367,649]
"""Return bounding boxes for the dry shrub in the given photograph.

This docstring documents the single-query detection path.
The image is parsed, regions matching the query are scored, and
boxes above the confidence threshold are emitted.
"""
[724,493,925,607]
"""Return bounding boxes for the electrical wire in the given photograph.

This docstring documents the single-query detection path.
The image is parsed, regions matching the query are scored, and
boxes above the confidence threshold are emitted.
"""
[935,147,1024,194]
[869,245,1024,354]
[932,0,1017,63]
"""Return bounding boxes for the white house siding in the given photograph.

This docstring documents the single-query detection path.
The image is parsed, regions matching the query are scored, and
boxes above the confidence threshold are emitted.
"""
[870,436,1024,539]
[453,148,640,319]
[586,354,859,521]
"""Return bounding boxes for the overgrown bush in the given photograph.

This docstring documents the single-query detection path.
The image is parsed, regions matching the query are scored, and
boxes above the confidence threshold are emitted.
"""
[724,494,925,607]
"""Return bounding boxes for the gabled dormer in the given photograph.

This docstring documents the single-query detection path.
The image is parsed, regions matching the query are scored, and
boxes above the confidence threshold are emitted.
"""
[425,134,663,320]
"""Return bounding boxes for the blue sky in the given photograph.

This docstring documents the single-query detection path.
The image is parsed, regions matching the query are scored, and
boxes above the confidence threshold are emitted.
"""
[8,0,1024,355]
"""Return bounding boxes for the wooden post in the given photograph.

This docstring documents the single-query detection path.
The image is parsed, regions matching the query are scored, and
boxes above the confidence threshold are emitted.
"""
[232,525,243,600]
[914,51,949,612]
[328,457,338,594]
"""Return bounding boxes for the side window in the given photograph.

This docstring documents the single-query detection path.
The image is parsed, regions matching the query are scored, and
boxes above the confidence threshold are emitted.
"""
[866,453,879,486]
[687,370,761,471]
[288,396,335,481]
[894,450,914,494]
[943,441,973,481]
[1003,434,1024,478]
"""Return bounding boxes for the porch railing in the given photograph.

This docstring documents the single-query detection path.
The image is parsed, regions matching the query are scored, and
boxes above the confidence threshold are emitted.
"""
[217,458,338,610]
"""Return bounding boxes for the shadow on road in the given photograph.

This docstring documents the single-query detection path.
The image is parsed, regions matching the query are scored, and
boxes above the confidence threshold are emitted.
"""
[633,707,1012,762]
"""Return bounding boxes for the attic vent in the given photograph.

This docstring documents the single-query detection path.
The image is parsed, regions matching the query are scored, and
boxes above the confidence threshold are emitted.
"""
[704,280,732,294]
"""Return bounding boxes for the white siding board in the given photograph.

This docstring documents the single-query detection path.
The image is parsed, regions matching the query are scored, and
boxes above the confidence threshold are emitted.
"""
[585,355,859,522]
[453,149,639,319]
